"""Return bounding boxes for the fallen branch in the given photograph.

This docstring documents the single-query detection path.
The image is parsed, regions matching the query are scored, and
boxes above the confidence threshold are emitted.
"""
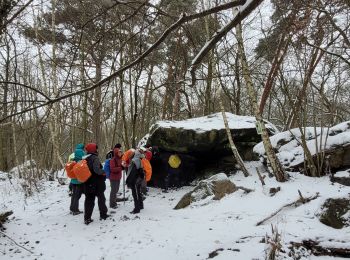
[0,230,34,254]
[237,186,254,193]
[256,167,266,186]
[256,192,320,226]
[290,239,350,257]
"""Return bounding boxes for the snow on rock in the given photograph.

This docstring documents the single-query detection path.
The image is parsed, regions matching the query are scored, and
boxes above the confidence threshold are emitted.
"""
[334,170,350,178]
[174,173,237,209]
[138,133,149,148]
[253,121,350,171]
[318,198,350,229]
[331,169,350,186]
[151,112,278,133]
[145,112,278,161]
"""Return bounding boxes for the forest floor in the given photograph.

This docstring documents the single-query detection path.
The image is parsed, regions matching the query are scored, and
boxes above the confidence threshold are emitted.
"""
[0,162,349,260]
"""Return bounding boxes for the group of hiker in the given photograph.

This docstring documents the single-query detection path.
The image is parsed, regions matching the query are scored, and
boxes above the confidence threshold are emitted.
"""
[66,143,153,225]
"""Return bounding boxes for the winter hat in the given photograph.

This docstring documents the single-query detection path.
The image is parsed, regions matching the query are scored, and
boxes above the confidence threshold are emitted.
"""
[75,143,84,150]
[114,143,122,149]
[85,143,98,153]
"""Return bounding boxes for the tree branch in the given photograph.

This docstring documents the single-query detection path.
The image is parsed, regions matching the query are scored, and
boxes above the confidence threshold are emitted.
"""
[0,0,35,35]
[0,81,51,100]
[190,0,263,86]
[0,0,249,123]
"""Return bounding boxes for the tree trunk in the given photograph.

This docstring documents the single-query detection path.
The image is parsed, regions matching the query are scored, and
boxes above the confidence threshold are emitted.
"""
[49,0,64,171]
[131,68,142,147]
[219,96,250,177]
[0,36,10,171]
[92,60,102,146]
[285,41,324,130]
[236,22,286,182]
[140,65,154,134]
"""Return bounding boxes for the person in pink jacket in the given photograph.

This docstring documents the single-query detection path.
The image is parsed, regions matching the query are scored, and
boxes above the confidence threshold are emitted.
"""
[109,148,123,209]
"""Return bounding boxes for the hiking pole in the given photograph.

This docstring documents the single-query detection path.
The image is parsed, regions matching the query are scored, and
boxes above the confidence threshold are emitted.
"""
[123,169,126,205]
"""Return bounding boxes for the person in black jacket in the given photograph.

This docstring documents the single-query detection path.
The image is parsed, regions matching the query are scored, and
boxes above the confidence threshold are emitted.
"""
[126,150,145,214]
[83,143,109,225]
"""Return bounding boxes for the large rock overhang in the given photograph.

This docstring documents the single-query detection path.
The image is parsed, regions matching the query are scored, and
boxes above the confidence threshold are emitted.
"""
[143,113,278,187]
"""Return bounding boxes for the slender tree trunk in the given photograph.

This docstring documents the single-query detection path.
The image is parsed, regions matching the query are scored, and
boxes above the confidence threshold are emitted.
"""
[236,22,286,182]
[0,36,10,171]
[202,4,213,115]
[145,82,154,132]
[162,63,173,120]
[285,41,324,130]
[48,0,64,172]
[259,33,290,115]
[81,50,89,144]
[92,13,107,146]
[131,68,142,147]
[234,54,241,115]
[119,51,130,148]
[140,65,154,134]
[111,80,120,147]
[219,96,249,177]
[92,59,102,145]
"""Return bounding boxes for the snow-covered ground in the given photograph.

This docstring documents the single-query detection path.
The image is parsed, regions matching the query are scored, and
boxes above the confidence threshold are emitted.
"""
[0,162,349,260]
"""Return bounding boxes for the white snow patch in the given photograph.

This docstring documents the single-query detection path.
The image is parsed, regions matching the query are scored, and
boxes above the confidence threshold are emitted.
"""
[254,121,350,168]
[150,112,278,134]
[1,162,349,260]
[334,170,350,178]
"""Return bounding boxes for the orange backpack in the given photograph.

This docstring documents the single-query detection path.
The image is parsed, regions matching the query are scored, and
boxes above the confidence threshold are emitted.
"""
[72,160,92,183]
[65,161,77,179]
[141,158,152,182]
[122,149,135,167]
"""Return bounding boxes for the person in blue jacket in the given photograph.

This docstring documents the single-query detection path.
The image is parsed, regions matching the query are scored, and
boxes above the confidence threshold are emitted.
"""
[69,143,85,215]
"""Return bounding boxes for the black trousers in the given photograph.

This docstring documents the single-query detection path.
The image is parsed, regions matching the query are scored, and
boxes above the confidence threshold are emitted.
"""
[84,181,108,220]
[131,180,143,211]
[70,184,82,212]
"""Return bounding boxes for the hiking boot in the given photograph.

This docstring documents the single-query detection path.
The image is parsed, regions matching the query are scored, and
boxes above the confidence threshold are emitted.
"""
[110,205,118,209]
[71,210,83,215]
[130,208,140,214]
[84,219,93,225]
[100,214,110,220]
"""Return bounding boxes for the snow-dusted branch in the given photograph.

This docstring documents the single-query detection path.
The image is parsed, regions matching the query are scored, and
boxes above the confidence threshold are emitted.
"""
[0,0,248,123]
[189,0,264,87]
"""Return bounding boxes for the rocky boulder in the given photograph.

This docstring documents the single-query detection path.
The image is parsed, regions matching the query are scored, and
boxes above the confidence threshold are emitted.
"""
[174,173,237,209]
[319,198,350,229]
[142,113,278,187]
[146,112,278,161]
[253,121,350,172]
[331,170,350,186]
